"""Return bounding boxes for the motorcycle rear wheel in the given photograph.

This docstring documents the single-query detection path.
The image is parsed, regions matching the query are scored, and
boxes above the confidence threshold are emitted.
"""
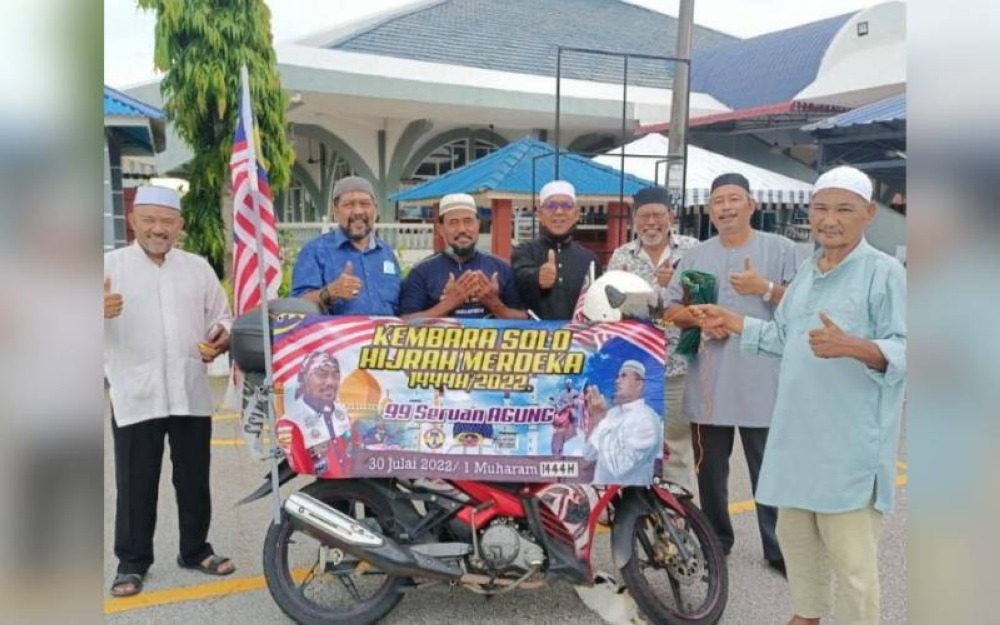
[620,497,728,624]
[262,480,407,625]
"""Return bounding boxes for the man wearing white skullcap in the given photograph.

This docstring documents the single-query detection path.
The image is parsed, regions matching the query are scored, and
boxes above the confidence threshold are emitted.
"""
[688,165,906,624]
[104,185,236,596]
[582,359,662,485]
[511,179,602,319]
[280,351,358,477]
[399,192,527,319]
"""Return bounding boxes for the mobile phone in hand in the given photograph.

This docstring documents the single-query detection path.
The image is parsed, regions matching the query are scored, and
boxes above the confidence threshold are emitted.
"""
[205,322,225,342]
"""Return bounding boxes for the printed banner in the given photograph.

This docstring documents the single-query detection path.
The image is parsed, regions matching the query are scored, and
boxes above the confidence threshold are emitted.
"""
[271,315,665,485]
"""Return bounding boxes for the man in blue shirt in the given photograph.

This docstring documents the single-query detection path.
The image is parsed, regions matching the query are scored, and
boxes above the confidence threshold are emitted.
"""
[689,166,906,625]
[291,176,401,315]
[399,193,526,320]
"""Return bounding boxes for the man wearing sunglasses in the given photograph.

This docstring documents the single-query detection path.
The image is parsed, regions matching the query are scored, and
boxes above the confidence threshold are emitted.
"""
[511,180,602,319]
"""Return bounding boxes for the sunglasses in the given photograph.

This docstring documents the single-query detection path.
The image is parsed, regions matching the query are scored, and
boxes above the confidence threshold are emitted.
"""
[541,201,576,212]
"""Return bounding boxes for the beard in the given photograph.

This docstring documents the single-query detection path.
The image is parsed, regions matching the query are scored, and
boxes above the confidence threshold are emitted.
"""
[342,214,372,241]
[639,230,665,247]
[448,239,477,258]
[138,234,173,255]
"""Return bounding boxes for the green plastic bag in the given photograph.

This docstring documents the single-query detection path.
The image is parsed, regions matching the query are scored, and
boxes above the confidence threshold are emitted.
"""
[675,270,717,356]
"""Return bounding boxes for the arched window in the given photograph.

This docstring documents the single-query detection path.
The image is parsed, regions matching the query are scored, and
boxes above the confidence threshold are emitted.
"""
[412,137,501,180]
[278,179,320,223]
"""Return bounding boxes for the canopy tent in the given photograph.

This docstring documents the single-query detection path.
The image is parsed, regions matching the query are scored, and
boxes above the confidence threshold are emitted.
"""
[593,133,814,208]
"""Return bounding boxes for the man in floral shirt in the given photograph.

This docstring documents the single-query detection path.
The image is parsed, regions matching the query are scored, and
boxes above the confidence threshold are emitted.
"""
[608,186,699,491]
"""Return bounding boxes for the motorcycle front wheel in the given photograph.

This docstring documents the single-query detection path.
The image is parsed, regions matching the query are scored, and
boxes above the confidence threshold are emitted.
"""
[262,480,407,625]
[620,496,728,625]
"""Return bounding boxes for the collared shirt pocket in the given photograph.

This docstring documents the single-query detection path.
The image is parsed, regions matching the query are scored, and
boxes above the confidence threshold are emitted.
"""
[824,300,871,339]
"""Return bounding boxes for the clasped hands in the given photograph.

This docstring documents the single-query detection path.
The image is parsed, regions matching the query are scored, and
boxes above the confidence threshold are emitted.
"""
[440,270,502,310]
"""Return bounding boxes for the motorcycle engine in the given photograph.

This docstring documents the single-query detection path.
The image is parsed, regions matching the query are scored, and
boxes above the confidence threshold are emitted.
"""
[471,519,545,573]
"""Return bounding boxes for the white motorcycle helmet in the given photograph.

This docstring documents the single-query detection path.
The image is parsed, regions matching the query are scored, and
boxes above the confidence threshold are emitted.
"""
[581,270,657,322]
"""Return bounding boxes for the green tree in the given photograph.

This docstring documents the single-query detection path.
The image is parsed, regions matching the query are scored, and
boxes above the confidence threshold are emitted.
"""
[138,0,293,275]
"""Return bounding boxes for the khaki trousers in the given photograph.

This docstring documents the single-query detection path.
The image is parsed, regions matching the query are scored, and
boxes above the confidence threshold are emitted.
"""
[777,505,884,624]
[663,375,695,492]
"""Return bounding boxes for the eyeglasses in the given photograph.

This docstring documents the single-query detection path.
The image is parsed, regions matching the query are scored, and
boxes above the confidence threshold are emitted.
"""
[541,201,576,212]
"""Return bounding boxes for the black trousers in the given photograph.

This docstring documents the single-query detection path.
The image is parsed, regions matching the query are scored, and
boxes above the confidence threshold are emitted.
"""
[112,414,214,575]
[691,423,782,562]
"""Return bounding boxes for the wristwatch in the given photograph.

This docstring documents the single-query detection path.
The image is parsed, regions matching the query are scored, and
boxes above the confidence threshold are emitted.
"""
[762,281,775,303]
[319,286,332,308]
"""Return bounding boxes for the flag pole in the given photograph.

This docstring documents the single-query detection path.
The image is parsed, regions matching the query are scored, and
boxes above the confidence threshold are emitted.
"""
[240,63,284,525]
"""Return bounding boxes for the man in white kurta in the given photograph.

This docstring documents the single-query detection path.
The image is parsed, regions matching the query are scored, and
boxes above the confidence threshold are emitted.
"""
[104,186,234,597]
[690,167,906,625]
[583,361,662,485]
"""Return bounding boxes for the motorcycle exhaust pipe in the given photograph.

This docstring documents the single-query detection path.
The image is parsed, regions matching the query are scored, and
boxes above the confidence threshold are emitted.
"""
[284,492,465,581]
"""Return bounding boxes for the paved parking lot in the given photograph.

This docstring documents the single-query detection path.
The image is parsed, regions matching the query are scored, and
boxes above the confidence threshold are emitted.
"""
[104,383,906,623]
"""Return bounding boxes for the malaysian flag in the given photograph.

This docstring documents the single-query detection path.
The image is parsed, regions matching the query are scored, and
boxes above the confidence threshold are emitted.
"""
[568,320,666,365]
[272,315,464,385]
[227,66,282,458]
[230,65,280,315]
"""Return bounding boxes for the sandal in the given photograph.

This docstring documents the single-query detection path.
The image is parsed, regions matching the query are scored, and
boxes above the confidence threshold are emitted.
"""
[177,553,236,576]
[110,572,144,597]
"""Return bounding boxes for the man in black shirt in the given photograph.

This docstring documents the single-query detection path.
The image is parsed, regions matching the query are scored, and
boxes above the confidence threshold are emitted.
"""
[511,180,602,319]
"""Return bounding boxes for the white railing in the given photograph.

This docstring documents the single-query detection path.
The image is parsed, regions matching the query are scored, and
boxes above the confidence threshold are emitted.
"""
[280,220,436,265]
[378,223,436,252]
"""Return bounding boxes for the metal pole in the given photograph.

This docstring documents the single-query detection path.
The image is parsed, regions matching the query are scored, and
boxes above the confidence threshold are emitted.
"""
[555,48,562,178]
[667,0,695,210]
[620,55,628,206]
[240,64,283,525]
[532,154,537,238]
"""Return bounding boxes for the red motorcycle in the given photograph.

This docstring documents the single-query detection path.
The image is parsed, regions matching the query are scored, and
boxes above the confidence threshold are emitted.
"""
[233,302,728,625]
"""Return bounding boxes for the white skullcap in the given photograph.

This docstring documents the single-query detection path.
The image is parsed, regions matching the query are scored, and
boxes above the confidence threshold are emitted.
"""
[438,193,478,217]
[813,166,873,202]
[133,185,181,211]
[540,180,576,205]
[619,359,646,378]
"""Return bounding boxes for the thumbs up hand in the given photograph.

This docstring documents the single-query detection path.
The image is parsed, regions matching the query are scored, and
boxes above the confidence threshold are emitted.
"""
[104,276,124,319]
[327,260,363,301]
[728,256,767,296]
[808,311,854,359]
[655,260,675,288]
[539,249,557,289]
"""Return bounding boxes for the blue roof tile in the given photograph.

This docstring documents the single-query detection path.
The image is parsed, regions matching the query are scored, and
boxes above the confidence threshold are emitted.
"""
[691,13,855,109]
[104,85,164,119]
[802,93,906,131]
[330,0,738,89]
[390,137,653,201]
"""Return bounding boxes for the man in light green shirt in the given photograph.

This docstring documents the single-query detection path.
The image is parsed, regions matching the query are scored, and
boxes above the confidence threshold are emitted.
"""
[689,166,906,625]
